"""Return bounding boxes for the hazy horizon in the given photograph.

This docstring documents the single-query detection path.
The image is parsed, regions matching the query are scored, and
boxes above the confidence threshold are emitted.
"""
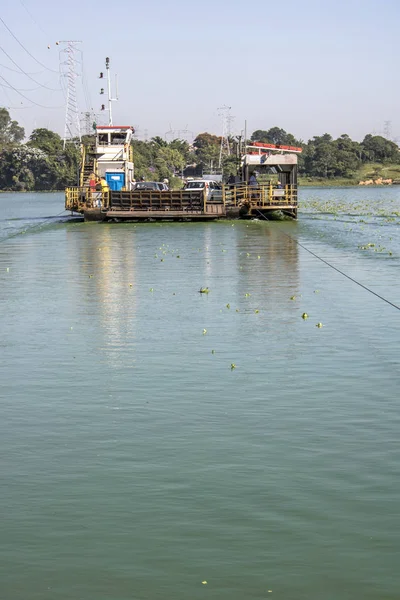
[1,0,399,143]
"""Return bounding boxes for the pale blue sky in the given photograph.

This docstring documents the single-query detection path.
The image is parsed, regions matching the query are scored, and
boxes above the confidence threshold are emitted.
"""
[0,0,399,142]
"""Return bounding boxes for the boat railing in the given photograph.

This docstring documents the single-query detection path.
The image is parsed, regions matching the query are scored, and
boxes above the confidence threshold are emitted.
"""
[108,189,207,213]
[222,183,297,208]
[65,187,110,212]
[65,187,208,214]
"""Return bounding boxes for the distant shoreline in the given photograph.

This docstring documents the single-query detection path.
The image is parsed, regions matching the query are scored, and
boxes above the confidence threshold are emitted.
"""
[299,179,397,188]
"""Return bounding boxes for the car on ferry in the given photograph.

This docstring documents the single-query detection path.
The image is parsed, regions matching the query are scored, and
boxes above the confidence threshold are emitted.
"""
[183,179,222,201]
[133,181,169,191]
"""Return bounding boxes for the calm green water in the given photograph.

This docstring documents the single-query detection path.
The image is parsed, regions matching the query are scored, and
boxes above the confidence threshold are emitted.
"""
[1,188,400,600]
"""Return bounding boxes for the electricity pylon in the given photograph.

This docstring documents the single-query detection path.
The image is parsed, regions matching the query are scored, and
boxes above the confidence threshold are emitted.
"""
[218,105,232,168]
[59,40,82,148]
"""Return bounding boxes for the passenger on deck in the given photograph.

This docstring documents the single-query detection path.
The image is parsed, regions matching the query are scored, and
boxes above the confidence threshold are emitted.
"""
[249,172,258,187]
[276,180,283,189]
[89,173,96,192]
[93,177,104,207]
[227,174,235,187]
[100,177,109,192]
[249,172,258,199]
[95,177,109,207]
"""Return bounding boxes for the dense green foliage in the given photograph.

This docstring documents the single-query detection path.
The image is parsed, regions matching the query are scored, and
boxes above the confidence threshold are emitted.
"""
[0,107,24,148]
[250,127,400,179]
[0,110,79,191]
[0,107,399,191]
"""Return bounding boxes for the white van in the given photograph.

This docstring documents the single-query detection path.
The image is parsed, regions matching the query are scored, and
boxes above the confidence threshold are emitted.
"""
[183,179,222,200]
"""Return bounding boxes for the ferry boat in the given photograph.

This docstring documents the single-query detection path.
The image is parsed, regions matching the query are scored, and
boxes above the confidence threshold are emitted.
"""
[65,135,301,221]
[65,59,301,220]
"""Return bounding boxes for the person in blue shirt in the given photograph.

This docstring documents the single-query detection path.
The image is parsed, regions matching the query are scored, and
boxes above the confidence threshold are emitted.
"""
[249,172,258,187]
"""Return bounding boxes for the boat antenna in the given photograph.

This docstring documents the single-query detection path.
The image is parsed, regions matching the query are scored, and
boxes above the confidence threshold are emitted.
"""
[105,56,118,125]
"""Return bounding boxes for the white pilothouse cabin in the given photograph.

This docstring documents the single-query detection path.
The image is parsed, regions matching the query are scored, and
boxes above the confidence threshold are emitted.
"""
[89,125,134,190]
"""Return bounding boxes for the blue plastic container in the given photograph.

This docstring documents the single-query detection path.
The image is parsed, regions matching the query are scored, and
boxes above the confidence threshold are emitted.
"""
[105,172,125,191]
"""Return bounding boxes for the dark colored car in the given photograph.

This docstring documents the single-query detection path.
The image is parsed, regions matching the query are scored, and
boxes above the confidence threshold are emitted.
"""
[133,182,169,191]
[133,182,160,191]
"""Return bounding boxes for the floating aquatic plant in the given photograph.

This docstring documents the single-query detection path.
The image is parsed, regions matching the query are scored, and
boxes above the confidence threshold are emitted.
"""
[302,313,309,319]
[199,287,209,294]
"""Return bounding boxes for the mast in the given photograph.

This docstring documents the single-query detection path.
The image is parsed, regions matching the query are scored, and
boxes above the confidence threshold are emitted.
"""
[106,57,113,126]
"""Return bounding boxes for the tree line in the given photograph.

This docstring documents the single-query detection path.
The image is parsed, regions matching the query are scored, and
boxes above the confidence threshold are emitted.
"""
[1,107,399,191]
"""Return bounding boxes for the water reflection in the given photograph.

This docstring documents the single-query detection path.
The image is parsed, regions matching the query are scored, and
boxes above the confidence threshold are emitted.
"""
[236,222,300,307]
[66,225,137,369]
[64,221,301,368]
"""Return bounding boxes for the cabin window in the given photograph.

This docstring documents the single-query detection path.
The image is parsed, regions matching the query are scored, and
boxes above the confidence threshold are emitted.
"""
[110,133,126,145]
[98,133,109,145]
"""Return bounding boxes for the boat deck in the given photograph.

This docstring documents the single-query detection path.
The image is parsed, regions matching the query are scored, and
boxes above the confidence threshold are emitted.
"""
[65,185,298,221]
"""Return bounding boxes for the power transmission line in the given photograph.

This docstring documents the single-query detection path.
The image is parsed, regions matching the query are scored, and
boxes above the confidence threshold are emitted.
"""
[0,46,62,92]
[0,15,59,74]
[18,0,49,37]
[0,73,63,108]
[0,61,45,75]
[1,81,50,92]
